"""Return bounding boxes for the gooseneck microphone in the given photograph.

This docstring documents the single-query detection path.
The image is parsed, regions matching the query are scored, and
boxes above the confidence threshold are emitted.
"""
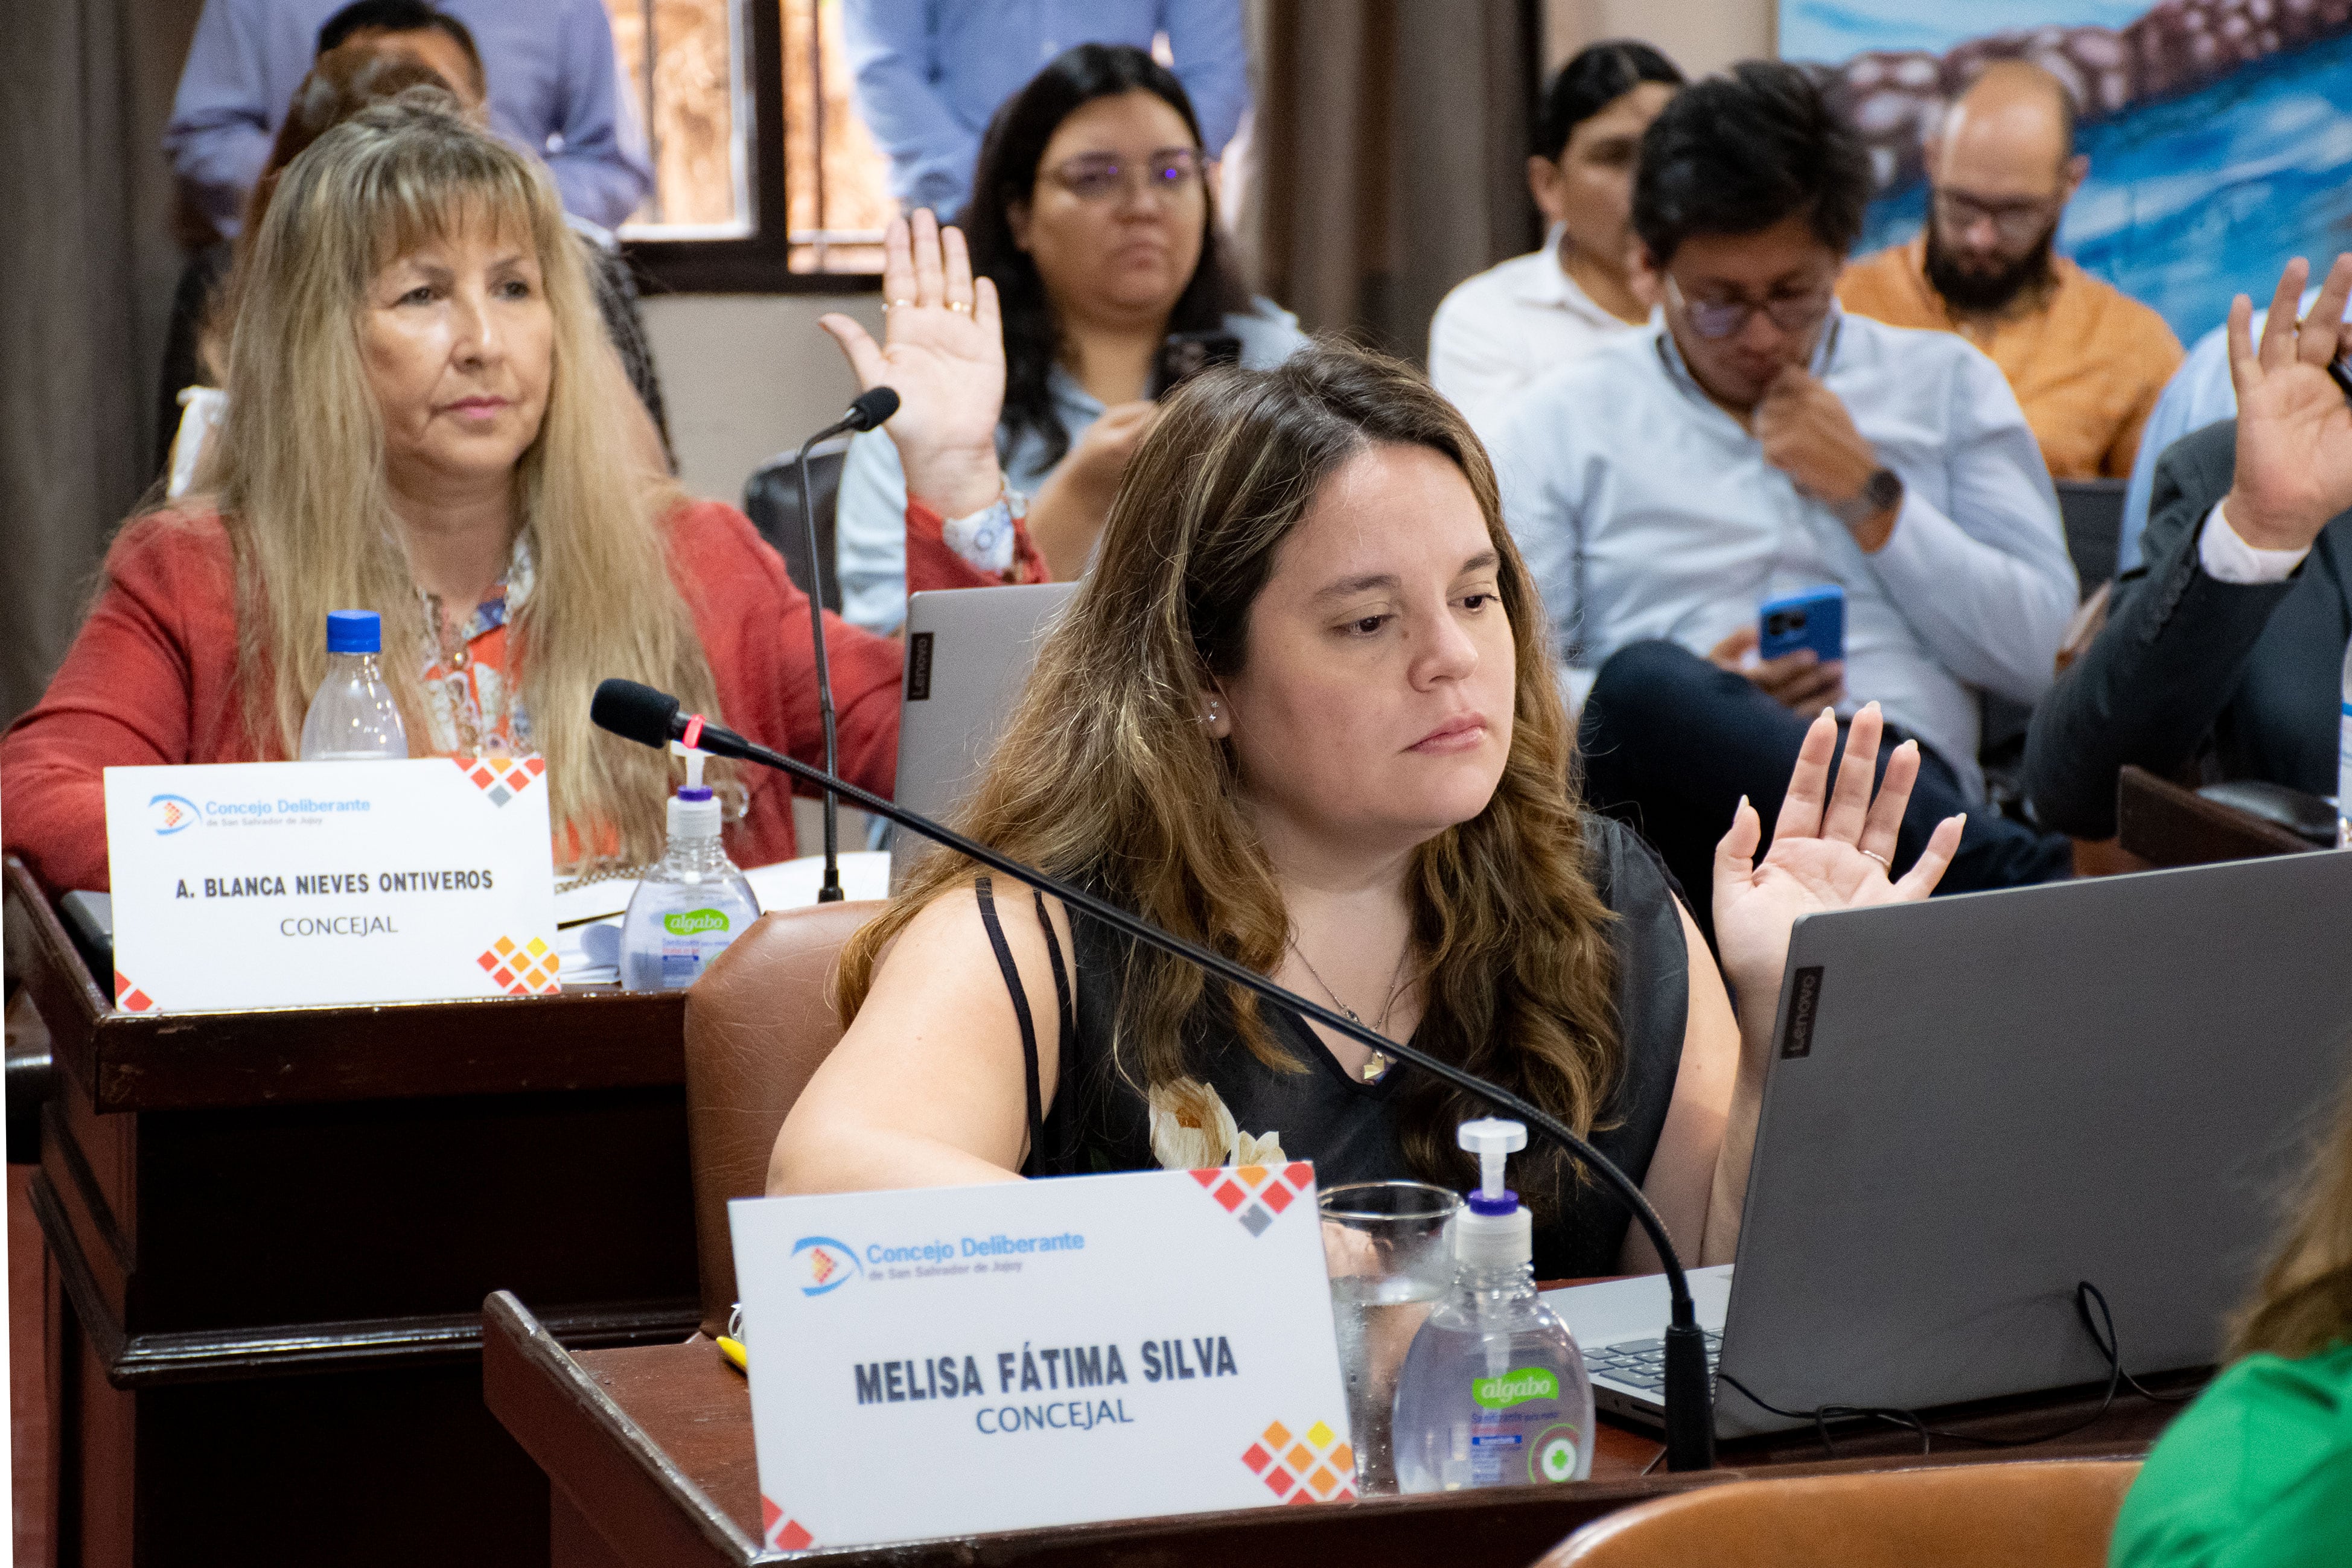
[790,387,900,902]
[589,676,1717,1471]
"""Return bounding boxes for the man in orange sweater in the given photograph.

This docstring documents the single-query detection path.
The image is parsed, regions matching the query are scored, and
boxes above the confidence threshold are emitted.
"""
[1838,61,2181,481]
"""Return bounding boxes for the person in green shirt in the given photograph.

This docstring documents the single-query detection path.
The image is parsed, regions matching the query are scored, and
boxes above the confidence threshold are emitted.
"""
[2112,1022,2352,1561]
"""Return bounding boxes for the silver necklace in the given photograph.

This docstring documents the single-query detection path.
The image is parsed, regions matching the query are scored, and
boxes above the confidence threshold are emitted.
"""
[1288,937,1412,1083]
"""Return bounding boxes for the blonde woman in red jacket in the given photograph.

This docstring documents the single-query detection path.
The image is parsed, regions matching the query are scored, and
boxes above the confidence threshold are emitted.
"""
[4,92,1021,893]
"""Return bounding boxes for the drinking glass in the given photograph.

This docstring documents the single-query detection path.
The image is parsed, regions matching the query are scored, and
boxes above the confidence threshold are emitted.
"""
[1319,1180,1461,1496]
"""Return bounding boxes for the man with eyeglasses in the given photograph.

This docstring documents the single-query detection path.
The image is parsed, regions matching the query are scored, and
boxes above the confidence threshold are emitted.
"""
[1839,62,2182,482]
[1491,60,2076,936]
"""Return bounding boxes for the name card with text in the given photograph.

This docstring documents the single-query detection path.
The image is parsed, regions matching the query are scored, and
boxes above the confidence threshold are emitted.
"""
[730,1165,1354,1553]
[103,757,558,1011]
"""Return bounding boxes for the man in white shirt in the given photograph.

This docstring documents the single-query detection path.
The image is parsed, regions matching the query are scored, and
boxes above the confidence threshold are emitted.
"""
[2024,254,2352,837]
[1427,41,1682,438]
[1490,62,2077,931]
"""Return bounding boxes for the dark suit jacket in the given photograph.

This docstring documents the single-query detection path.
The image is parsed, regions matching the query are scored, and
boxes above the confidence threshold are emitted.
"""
[2022,419,2352,839]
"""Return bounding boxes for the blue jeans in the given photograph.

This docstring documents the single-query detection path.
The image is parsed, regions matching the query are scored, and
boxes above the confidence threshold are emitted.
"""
[1578,640,2073,941]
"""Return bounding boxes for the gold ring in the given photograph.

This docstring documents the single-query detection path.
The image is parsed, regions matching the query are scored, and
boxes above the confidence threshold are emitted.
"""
[946,299,971,314]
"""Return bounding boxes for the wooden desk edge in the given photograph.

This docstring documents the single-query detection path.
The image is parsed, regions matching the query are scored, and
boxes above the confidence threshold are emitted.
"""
[486,1296,2164,1568]
[2115,766,2317,867]
[485,1291,763,1568]
[6,855,687,1113]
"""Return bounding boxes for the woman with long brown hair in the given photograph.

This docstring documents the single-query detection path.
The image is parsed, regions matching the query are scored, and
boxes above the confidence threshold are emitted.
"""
[2,95,989,894]
[771,336,1965,1276]
[2109,1044,2352,1566]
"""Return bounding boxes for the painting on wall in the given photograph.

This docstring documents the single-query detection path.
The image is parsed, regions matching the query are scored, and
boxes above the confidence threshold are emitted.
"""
[1780,0,2352,343]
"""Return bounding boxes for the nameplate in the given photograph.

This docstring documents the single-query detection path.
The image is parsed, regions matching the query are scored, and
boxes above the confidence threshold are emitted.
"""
[730,1165,1354,1552]
[102,758,557,1011]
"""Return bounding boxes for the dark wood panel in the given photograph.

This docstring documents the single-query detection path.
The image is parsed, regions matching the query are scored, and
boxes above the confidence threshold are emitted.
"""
[487,1293,2188,1568]
[8,855,688,1114]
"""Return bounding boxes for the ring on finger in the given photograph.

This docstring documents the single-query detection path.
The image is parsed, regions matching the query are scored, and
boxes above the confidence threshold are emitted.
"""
[1859,849,1891,870]
[946,299,971,314]
[882,298,916,314]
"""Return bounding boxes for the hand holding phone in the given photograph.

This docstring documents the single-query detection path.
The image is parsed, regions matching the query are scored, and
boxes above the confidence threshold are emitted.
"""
[1759,586,1846,664]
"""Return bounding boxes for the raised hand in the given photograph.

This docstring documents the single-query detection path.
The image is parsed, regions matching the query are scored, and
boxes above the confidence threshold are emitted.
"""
[817,209,1006,518]
[1710,703,1963,1034]
[2220,253,2352,552]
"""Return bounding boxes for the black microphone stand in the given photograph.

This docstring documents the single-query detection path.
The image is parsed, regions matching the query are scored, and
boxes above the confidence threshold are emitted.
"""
[789,389,899,902]
[593,683,1718,1471]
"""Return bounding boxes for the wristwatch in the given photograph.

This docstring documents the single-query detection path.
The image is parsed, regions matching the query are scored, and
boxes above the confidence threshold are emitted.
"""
[1829,467,1903,529]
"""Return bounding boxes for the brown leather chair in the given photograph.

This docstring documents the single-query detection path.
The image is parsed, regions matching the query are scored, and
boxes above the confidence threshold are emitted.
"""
[1540,1459,2140,1568]
[681,900,885,1337]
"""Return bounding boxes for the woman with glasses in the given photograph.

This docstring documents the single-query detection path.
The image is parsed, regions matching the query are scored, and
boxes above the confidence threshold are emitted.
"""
[827,42,1305,634]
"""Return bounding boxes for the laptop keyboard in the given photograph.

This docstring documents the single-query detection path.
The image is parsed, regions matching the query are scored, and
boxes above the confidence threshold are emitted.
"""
[1584,1331,1723,1392]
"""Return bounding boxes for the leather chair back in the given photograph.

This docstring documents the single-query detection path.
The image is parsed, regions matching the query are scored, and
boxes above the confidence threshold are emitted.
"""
[1540,1459,2140,1568]
[683,900,884,1336]
[742,445,848,613]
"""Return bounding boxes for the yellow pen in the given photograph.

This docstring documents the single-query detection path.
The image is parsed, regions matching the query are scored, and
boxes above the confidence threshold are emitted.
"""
[716,1334,748,1373]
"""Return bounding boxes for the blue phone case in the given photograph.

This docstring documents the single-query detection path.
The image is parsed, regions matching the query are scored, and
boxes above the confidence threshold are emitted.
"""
[1759,587,1845,663]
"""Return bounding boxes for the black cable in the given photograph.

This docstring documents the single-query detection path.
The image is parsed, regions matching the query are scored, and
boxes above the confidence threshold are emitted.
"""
[1716,1280,2190,1459]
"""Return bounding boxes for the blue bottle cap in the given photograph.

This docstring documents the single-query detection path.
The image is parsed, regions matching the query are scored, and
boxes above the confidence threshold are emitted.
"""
[326,610,381,654]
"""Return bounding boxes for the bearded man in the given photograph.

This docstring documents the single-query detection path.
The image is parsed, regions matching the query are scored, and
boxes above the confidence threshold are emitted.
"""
[1840,61,2182,480]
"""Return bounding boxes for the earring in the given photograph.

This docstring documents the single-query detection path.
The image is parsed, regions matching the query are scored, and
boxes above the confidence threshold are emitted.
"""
[1201,698,1222,725]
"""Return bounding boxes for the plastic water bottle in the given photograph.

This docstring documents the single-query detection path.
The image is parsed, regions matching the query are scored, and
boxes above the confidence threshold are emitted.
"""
[2338,637,2351,849]
[619,745,759,990]
[299,610,408,760]
[1392,1120,1595,1492]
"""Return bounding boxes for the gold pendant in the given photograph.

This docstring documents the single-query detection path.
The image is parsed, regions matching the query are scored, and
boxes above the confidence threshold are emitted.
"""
[1361,1050,1392,1083]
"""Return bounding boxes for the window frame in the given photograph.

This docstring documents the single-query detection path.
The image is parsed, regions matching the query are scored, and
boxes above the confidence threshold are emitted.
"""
[618,0,881,296]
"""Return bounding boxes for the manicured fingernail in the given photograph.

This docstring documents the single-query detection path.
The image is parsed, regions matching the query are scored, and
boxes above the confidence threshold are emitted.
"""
[1820,706,1834,720]
[1899,739,1917,752]
[1737,794,1750,815]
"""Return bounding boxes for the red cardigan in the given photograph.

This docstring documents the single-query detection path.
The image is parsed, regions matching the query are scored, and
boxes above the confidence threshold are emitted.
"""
[0,498,1015,893]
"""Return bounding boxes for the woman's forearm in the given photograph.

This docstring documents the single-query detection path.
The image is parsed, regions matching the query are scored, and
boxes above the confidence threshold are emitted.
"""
[1697,996,1779,1265]
[768,1122,1022,1197]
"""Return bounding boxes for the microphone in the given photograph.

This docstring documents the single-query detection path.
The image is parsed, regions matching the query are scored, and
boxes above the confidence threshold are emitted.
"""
[590,677,1717,1470]
[789,387,900,902]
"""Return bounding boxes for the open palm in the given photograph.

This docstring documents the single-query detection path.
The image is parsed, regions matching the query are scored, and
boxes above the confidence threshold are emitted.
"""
[1711,704,1965,1013]
[817,210,1006,514]
[2225,254,2352,550]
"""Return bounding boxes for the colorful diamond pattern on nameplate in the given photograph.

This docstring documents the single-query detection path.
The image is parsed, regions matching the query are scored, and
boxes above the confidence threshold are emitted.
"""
[475,935,560,994]
[760,1495,814,1552]
[1239,1418,1356,1503]
[1190,1161,1315,1235]
[453,753,545,806]
[113,972,157,1013]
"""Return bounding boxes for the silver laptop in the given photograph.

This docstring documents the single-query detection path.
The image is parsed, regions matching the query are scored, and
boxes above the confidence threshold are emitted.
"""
[890,583,1079,890]
[1547,849,2352,1439]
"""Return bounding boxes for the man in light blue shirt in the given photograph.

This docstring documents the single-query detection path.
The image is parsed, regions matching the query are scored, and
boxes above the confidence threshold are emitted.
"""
[1491,63,2075,929]
[842,1,1248,219]
[165,0,651,236]
[2118,284,2350,573]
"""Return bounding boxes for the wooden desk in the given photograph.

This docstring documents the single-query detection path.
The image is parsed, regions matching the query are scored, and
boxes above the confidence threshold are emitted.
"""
[2115,765,2315,868]
[5,856,698,1568]
[482,1291,2191,1568]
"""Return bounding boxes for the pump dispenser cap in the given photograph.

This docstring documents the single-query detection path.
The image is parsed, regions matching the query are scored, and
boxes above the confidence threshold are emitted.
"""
[325,610,381,654]
[666,742,722,839]
[1456,1118,1533,1267]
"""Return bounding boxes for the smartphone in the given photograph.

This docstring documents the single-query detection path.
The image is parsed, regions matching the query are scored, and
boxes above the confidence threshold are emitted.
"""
[1759,586,1846,664]
[1151,330,1243,397]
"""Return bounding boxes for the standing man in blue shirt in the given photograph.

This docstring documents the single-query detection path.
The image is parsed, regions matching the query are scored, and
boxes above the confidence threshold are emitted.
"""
[166,0,652,237]
[1490,62,2076,932]
[843,1,1248,220]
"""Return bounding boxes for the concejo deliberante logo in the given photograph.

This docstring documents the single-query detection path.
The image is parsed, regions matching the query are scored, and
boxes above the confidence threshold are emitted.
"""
[149,793,201,834]
[1472,1366,1561,1410]
[791,1236,861,1296]
[663,908,730,936]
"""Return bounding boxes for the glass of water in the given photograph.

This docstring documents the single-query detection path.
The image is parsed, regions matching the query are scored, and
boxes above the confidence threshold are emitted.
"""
[1319,1180,1461,1496]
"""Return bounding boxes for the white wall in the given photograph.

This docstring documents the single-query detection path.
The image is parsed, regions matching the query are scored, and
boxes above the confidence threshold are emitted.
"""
[639,292,887,505]
[1544,0,1776,76]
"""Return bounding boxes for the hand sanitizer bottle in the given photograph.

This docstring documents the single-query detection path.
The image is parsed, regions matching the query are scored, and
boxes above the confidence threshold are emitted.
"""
[299,610,407,760]
[1392,1119,1595,1493]
[2338,637,2351,849]
[618,744,760,990]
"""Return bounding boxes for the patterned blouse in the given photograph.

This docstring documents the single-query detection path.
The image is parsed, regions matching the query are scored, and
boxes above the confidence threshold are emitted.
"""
[417,538,535,758]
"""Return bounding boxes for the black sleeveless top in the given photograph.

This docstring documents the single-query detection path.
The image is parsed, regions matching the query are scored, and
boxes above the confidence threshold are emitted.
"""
[977,814,1690,1280]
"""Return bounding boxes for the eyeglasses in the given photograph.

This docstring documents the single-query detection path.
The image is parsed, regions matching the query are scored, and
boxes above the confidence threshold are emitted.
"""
[1664,275,1836,340]
[1931,188,2062,247]
[1045,148,1205,203]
